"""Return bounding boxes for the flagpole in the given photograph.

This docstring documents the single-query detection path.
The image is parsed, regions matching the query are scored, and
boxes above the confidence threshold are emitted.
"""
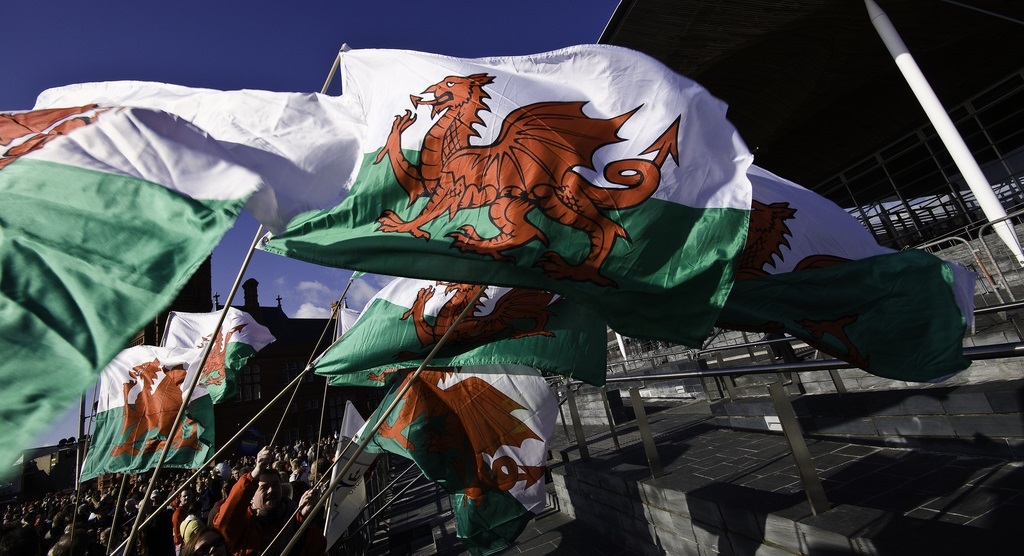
[320,50,343,96]
[315,275,359,467]
[105,473,130,554]
[267,301,343,448]
[124,224,265,555]
[270,285,488,556]
[864,0,1024,265]
[69,381,100,549]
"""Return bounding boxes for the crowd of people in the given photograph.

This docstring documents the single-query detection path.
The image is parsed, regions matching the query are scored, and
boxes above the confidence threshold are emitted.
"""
[0,437,341,556]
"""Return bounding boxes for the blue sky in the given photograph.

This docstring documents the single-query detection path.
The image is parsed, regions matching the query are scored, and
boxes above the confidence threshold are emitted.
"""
[4,0,620,447]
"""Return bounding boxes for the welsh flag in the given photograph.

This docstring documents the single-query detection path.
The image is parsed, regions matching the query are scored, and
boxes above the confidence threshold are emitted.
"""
[364,365,557,556]
[80,345,215,481]
[162,308,276,403]
[260,46,753,345]
[0,106,258,470]
[717,165,975,379]
[313,278,607,387]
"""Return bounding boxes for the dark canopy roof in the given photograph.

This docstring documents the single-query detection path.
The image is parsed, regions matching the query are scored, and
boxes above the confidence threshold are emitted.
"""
[600,0,1024,189]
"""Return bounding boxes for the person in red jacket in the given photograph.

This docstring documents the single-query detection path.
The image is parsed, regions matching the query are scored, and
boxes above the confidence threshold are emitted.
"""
[213,446,325,556]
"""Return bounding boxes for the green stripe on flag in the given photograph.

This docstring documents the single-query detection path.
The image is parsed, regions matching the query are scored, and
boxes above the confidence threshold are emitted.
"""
[718,250,969,381]
[0,158,246,470]
[80,394,214,481]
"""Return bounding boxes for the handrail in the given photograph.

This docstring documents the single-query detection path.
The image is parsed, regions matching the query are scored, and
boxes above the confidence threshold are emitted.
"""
[590,341,1024,385]
[610,299,1024,373]
[974,300,1024,315]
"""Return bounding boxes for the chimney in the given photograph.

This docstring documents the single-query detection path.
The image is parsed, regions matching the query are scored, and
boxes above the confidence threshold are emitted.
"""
[242,278,260,312]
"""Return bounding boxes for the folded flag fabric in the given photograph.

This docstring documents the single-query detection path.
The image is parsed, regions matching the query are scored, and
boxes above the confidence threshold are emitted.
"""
[80,345,215,481]
[717,165,975,380]
[0,106,258,470]
[364,365,557,556]
[35,81,366,233]
[255,45,753,345]
[161,308,275,403]
[313,278,607,387]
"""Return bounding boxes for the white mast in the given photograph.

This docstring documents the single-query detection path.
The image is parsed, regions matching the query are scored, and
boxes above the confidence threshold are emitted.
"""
[865,0,1024,265]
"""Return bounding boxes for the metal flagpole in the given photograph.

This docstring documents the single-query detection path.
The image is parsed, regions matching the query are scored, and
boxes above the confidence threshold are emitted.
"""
[267,301,341,448]
[865,0,1024,265]
[268,286,488,556]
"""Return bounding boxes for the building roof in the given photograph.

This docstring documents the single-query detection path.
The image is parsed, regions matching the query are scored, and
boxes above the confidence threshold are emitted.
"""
[600,0,1024,188]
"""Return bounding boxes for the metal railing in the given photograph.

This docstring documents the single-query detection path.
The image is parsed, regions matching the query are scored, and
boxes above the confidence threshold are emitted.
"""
[561,296,1024,517]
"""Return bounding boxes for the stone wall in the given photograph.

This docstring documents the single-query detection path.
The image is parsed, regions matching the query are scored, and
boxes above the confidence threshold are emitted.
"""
[710,379,1024,459]
[549,457,875,555]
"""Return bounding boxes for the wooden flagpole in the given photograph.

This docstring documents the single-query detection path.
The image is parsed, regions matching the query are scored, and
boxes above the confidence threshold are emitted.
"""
[314,275,358,468]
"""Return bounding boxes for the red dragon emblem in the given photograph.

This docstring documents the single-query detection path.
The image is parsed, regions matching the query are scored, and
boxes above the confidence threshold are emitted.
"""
[196,324,246,387]
[378,369,546,504]
[737,199,853,279]
[109,358,203,457]
[797,315,869,369]
[0,105,102,170]
[373,73,680,287]
[395,282,557,360]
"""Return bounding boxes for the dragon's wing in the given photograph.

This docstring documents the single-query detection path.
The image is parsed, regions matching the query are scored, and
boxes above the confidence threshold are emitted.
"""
[440,376,541,456]
[449,101,634,188]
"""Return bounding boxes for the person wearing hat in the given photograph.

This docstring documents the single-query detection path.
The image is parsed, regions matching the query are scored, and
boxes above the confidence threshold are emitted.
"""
[179,514,204,546]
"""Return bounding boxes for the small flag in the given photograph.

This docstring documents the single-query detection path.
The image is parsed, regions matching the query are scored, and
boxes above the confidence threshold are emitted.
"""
[162,308,275,403]
[80,346,215,481]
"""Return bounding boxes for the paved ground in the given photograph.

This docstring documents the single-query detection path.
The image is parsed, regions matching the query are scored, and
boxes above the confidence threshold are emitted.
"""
[369,399,1024,555]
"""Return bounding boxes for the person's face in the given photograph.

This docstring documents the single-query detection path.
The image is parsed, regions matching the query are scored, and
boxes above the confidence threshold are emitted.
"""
[193,530,227,556]
[179,490,194,506]
[251,472,281,514]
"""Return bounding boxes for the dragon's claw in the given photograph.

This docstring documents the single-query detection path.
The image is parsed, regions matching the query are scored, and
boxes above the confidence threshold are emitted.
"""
[377,211,431,239]
[535,252,617,287]
[448,232,516,262]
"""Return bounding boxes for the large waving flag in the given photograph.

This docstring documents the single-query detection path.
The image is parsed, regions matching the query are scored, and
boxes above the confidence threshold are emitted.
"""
[717,165,975,380]
[80,345,215,481]
[0,106,259,470]
[257,46,753,345]
[364,365,557,556]
[162,308,275,403]
[313,278,607,387]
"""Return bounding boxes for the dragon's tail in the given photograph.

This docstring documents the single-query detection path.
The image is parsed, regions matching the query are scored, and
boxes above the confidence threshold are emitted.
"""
[583,117,680,210]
